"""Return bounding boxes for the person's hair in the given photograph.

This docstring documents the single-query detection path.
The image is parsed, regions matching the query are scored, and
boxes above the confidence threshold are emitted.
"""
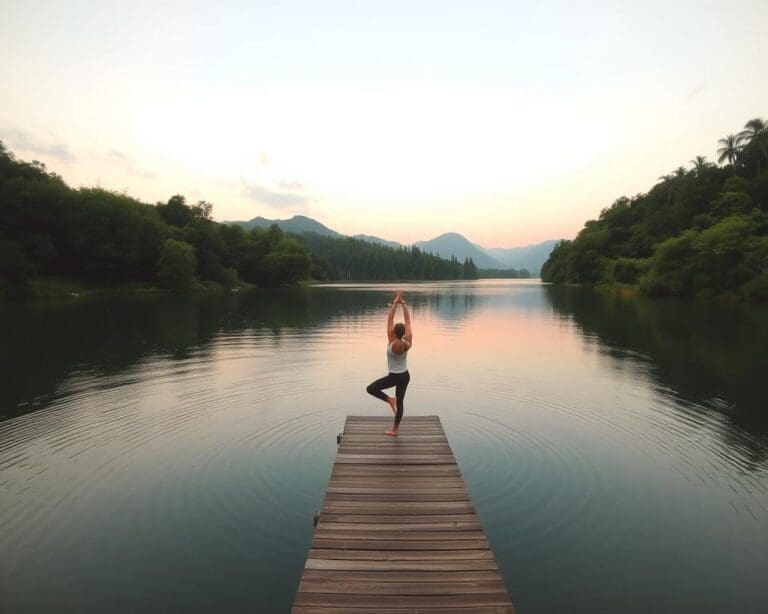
[393,323,406,339]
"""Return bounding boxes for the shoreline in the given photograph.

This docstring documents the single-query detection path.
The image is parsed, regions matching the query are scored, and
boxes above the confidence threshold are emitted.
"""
[2,276,534,301]
[5,277,763,304]
[550,280,765,303]
[0,277,257,302]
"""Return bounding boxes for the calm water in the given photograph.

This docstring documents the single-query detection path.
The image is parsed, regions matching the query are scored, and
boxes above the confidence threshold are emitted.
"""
[1,280,767,613]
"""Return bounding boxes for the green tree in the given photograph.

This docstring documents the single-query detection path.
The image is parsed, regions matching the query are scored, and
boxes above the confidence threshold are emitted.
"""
[256,237,312,286]
[182,216,225,282]
[192,200,213,221]
[157,239,196,290]
[690,155,711,176]
[0,141,320,291]
[542,114,768,300]
[717,134,740,166]
[0,239,35,285]
[219,267,239,289]
[462,257,478,279]
[612,257,650,284]
[737,118,768,174]
[157,194,194,227]
[712,192,753,217]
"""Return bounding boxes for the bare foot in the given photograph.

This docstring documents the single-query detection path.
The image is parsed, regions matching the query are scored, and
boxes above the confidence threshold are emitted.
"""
[387,397,397,415]
[385,426,398,436]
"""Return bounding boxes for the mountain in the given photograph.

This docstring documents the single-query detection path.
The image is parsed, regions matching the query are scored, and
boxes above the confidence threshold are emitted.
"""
[484,239,561,277]
[414,233,506,269]
[352,234,404,249]
[225,215,342,237]
[228,214,558,273]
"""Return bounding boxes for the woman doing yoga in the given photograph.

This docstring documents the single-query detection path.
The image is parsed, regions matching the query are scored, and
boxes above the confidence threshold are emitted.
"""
[366,291,413,436]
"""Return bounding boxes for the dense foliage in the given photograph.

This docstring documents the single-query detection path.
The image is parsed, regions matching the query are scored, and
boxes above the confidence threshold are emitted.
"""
[295,232,479,281]
[541,117,768,300]
[477,267,531,279]
[0,141,489,294]
[0,141,312,291]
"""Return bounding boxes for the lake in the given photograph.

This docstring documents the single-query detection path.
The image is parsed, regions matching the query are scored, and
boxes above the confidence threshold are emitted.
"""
[1,280,767,613]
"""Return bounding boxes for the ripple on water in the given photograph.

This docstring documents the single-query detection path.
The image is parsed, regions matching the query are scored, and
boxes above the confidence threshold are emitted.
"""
[427,374,768,576]
[446,407,608,562]
[2,288,768,614]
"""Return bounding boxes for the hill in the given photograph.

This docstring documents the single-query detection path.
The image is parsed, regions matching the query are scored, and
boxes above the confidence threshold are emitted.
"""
[226,214,342,237]
[352,234,404,249]
[414,233,506,269]
[298,233,481,281]
[541,116,768,300]
[484,239,561,277]
[0,142,316,292]
[228,215,559,272]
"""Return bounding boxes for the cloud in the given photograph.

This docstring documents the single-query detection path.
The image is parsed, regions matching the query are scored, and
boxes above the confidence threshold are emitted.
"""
[241,181,309,209]
[107,148,129,161]
[44,143,76,162]
[1,127,76,162]
[277,180,307,191]
[104,148,157,179]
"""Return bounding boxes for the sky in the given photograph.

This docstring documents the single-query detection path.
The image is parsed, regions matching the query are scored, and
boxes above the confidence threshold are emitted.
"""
[1,0,767,247]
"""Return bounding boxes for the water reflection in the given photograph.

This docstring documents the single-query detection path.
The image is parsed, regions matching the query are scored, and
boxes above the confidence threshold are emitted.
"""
[0,284,512,419]
[3,282,766,471]
[1,281,767,614]
[544,285,768,467]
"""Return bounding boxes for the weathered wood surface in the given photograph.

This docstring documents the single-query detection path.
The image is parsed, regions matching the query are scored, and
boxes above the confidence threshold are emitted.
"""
[292,416,515,613]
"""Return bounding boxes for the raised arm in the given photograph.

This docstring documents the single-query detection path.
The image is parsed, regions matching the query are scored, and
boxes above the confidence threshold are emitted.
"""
[386,300,397,342]
[402,303,413,344]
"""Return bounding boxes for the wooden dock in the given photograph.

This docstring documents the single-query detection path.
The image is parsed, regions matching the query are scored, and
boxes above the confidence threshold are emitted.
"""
[292,415,515,613]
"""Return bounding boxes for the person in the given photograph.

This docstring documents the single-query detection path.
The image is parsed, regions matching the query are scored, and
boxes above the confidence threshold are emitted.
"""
[366,290,413,436]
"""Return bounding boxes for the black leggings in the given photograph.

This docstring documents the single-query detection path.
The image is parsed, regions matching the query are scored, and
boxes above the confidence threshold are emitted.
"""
[366,371,411,426]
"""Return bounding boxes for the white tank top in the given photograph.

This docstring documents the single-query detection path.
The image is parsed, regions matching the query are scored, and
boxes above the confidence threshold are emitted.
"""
[387,340,409,373]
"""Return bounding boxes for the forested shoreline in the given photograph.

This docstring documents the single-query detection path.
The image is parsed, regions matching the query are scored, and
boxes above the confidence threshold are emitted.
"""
[477,267,531,279]
[541,116,768,301]
[297,232,480,281]
[0,141,502,298]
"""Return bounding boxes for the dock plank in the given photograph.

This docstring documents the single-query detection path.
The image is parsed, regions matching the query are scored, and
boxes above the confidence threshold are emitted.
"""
[292,416,515,613]
[297,579,508,595]
[313,530,487,541]
[293,607,515,614]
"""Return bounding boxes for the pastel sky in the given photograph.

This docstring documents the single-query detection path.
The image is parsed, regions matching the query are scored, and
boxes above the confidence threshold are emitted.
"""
[1,1,767,247]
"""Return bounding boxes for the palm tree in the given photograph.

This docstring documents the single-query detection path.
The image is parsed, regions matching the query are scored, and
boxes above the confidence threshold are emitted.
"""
[690,155,710,176]
[657,167,686,204]
[717,134,740,166]
[737,118,768,174]
[737,118,767,144]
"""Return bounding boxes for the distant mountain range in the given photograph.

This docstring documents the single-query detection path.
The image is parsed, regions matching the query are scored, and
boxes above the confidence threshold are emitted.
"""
[349,234,403,249]
[232,215,343,237]
[413,233,505,270]
[485,240,562,275]
[225,214,560,276]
